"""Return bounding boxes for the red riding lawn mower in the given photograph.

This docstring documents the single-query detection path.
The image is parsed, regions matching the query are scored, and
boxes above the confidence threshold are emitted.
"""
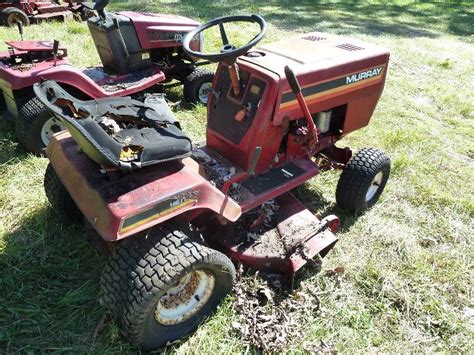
[36,13,391,351]
[0,0,90,27]
[0,0,213,155]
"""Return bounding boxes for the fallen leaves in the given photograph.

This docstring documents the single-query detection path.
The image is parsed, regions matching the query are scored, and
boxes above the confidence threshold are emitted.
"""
[231,265,330,352]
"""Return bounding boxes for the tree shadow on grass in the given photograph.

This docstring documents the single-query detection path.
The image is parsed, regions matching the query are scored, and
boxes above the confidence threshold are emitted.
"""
[110,0,473,39]
[292,182,360,234]
[0,207,125,352]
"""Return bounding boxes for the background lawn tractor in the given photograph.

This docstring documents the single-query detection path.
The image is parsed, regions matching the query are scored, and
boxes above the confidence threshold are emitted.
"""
[37,14,391,351]
[0,0,213,155]
[0,0,90,27]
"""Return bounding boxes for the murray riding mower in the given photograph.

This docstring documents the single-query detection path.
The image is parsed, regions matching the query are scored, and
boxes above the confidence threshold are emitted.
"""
[0,0,89,27]
[0,0,213,155]
[36,14,391,350]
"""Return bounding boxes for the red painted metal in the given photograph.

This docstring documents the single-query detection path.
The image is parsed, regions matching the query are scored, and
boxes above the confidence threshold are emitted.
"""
[121,11,202,51]
[204,32,389,178]
[5,40,67,52]
[47,132,241,241]
[206,192,339,274]
[0,59,165,97]
[0,1,82,19]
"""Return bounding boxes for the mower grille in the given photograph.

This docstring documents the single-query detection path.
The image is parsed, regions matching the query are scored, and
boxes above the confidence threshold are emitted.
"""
[336,43,365,51]
[302,35,326,41]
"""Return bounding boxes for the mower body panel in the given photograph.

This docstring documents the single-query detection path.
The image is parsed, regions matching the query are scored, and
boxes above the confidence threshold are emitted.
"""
[206,31,389,175]
[47,132,241,241]
[0,44,165,118]
[249,32,390,132]
[119,11,202,51]
[87,11,201,75]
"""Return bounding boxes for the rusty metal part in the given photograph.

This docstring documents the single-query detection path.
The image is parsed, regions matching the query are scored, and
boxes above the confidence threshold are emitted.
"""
[228,63,240,96]
[154,269,215,325]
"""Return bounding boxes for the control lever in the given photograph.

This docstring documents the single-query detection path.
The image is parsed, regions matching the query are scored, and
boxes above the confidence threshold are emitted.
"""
[17,22,24,41]
[284,65,319,151]
[53,40,60,66]
[228,63,240,96]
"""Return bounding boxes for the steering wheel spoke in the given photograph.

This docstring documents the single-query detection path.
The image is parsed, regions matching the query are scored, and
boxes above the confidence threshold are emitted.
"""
[219,23,230,45]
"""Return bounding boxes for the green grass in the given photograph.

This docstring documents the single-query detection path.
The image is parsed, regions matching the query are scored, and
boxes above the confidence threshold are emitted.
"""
[1,0,473,353]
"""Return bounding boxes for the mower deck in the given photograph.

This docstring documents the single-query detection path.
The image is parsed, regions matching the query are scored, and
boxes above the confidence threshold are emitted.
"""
[206,192,338,274]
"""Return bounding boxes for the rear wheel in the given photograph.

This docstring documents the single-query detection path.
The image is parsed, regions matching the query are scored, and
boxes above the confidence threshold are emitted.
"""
[336,147,391,212]
[0,7,30,27]
[183,68,214,104]
[16,97,66,156]
[44,163,82,224]
[101,225,235,351]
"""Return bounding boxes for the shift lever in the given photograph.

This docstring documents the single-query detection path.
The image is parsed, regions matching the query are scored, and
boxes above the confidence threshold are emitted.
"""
[17,22,24,41]
[53,40,59,66]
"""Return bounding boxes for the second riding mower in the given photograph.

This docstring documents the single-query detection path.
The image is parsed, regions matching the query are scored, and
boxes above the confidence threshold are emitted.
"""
[0,0,213,155]
[0,0,90,27]
[37,14,391,350]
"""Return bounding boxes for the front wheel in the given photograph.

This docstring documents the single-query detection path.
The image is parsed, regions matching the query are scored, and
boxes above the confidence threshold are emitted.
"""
[183,68,214,105]
[336,147,391,212]
[16,97,66,156]
[101,225,235,351]
[0,7,30,27]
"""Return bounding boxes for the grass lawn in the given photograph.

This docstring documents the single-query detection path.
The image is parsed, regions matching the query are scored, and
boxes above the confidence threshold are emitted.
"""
[0,0,473,353]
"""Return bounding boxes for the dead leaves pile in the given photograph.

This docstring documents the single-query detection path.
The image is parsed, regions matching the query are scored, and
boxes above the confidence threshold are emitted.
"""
[231,266,333,353]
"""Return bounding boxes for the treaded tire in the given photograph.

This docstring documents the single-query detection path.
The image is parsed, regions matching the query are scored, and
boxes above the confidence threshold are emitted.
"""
[0,7,30,27]
[17,97,64,156]
[101,225,236,351]
[336,147,391,213]
[44,163,83,224]
[183,68,214,104]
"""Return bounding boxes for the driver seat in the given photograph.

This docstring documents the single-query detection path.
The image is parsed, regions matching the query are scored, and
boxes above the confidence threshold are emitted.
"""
[34,81,192,171]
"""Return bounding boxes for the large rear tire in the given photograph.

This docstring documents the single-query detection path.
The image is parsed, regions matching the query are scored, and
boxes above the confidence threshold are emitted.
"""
[101,225,235,351]
[183,68,214,105]
[336,147,391,213]
[44,163,83,224]
[0,7,30,27]
[16,97,66,156]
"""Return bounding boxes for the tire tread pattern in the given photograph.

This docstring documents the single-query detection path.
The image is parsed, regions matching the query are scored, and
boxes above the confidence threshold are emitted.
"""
[16,97,47,155]
[183,68,214,104]
[101,226,233,346]
[336,147,391,212]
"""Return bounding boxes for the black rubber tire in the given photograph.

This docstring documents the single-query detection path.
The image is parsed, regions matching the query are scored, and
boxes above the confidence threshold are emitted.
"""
[0,7,30,27]
[336,147,391,213]
[101,225,235,351]
[44,164,83,224]
[16,97,63,156]
[183,68,214,104]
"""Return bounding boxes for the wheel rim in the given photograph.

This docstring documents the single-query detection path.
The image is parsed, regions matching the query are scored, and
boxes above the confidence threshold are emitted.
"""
[198,82,212,104]
[366,171,384,202]
[40,117,66,147]
[7,13,23,27]
[155,269,215,325]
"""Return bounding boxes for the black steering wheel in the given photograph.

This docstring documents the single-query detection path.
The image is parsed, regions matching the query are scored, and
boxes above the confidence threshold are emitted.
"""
[183,14,267,65]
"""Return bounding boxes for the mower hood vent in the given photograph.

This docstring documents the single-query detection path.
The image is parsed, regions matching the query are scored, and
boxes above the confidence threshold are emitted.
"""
[336,43,365,51]
[302,35,326,42]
